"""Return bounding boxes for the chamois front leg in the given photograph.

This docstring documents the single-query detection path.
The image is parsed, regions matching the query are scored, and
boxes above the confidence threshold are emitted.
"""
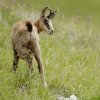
[34,45,47,87]
[13,49,19,71]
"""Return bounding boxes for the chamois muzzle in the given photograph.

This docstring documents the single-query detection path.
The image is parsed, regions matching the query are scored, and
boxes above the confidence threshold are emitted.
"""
[49,30,54,34]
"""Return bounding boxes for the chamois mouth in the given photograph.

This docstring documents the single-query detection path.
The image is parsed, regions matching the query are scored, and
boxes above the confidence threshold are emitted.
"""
[48,30,54,34]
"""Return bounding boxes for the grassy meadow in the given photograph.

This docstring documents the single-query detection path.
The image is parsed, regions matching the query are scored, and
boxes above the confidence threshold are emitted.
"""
[0,0,100,100]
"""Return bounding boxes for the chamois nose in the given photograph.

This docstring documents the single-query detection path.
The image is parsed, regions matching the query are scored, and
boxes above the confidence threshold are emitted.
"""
[50,30,54,34]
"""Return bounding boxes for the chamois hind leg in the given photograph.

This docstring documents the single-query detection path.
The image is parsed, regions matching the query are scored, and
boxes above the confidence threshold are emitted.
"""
[33,45,47,87]
[26,56,33,73]
[13,49,19,71]
[19,47,33,73]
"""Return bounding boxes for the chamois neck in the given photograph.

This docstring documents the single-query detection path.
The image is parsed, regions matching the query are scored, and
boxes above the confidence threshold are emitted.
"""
[34,20,43,33]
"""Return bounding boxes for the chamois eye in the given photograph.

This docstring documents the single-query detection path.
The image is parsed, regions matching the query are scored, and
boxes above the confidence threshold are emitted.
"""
[44,19,47,23]
[43,19,50,29]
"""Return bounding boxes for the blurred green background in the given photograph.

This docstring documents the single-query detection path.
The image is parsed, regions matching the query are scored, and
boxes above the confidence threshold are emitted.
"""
[1,0,100,23]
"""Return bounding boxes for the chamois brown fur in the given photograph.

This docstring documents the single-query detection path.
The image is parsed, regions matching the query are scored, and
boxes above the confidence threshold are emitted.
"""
[12,7,57,87]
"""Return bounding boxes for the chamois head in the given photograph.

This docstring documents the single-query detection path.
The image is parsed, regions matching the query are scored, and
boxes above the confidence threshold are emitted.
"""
[39,7,57,34]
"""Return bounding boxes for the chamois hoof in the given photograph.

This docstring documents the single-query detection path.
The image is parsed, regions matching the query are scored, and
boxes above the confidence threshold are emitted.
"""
[13,66,17,71]
[43,82,47,88]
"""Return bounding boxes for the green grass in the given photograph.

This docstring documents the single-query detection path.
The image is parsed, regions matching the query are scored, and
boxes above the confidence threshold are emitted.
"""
[0,0,100,100]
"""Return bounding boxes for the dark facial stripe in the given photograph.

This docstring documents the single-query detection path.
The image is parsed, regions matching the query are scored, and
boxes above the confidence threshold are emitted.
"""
[44,19,50,29]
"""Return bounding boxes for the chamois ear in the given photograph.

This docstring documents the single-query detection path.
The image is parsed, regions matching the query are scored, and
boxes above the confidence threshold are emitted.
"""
[47,9,57,19]
[51,10,57,19]
[40,7,48,18]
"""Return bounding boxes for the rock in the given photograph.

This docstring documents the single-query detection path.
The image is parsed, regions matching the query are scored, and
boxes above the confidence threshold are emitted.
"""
[57,95,78,100]
[70,95,78,100]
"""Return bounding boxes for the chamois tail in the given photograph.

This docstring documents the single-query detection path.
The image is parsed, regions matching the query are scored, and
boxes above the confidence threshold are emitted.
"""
[26,22,32,33]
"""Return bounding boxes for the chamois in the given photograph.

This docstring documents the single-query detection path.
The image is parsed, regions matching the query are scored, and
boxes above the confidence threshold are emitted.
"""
[12,7,57,87]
